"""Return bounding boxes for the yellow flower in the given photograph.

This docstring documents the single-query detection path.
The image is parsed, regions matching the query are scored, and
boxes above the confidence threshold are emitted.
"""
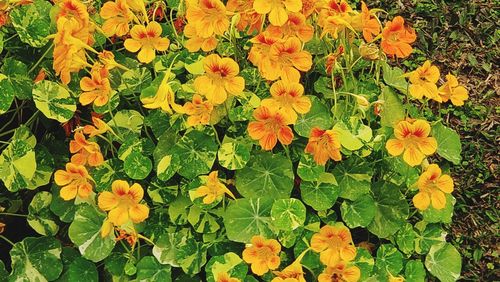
[310,224,357,267]
[184,23,219,52]
[262,36,312,82]
[79,64,112,107]
[216,272,241,282]
[317,261,361,282]
[83,116,110,137]
[100,218,114,238]
[124,21,170,63]
[185,0,229,38]
[438,74,468,106]
[253,0,302,26]
[261,79,311,124]
[194,54,245,105]
[140,72,184,114]
[413,164,454,210]
[191,171,235,204]
[54,163,93,200]
[98,180,150,226]
[408,60,440,100]
[184,94,214,127]
[242,235,281,276]
[100,0,134,37]
[385,119,437,167]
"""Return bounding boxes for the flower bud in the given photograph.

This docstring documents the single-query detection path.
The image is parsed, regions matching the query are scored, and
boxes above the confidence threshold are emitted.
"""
[359,43,380,61]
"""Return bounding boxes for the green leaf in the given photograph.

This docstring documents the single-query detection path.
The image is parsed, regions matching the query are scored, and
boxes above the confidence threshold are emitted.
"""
[0,58,32,99]
[367,182,409,238]
[108,110,144,134]
[9,236,63,281]
[333,158,372,201]
[422,194,455,223]
[218,140,251,170]
[405,260,426,282]
[333,122,370,151]
[432,122,462,165]
[375,244,404,277]
[147,178,178,204]
[67,257,99,282]
[170,130,218,179]
[0,74,15,114]
[300,179,339,211]
[188,205,221,234]
[136,256,172,282]
[118,67,152,95]
[32,80,77,122]
[205,252,248,282]
[425,243,462,282]
[90,159,125,192]
[395,223,417,254]
[28,191,59,236]
[354,248,374,281]
[414,223,447,255]
[223,198,274,243]
[123,152,152,180]
[68,205,116,262]
[297,154,324,182]
[294,96,333,137]
[9,0,52,47]
[382,62,409,94]
[340,194,376,228]
[236,152,294,199]
[270,198,306,230]
[26,145,54,190]
[175,238,207,275]
[153,229,190,267]
[379,86,404,127]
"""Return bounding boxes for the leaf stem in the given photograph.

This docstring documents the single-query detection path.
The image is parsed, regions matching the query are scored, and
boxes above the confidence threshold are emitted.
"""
[28,43,54,74]
[0,212,27,218]
[0,235,15,246]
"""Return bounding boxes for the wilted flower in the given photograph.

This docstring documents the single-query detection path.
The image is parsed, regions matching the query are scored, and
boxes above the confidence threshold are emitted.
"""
[184,94,214,127]
[317,261,361,282]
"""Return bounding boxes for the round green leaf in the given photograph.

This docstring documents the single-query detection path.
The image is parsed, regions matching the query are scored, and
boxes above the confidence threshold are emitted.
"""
[0,137,37,192]
[354,248,374,281]
[271,198,306,230]
[187,205,220,234]
[425,243,462,282]
[294,96,333,137]
[414,223,447,255]
[108,110,144,134]
[175,238,207,275]
[235,152,294,199]
[405,260,426,282]
[205,252,248,282]
[378,85,404,127]
[153,229,190,267]
[432,122,462,165]
[218,141,251,170]
[9,0,52,47]
[297,154,324,182]
[0,59,32,99]
[333,158,372,201]
[68,205,116,262]
[156,154,181,181]
[50,184,77,223]
[118,67,153,95]
[147,178,178,204]
[27,191,59,236]
[0,74,15,114]
[375,244,404,277]
[223,198,274,243]
[340,194,376,228]
[136,256,172,282]
[395,223,417,255]
[32,80,76,122]
[67,257,99,282]
[300,177,339,211]
[9,236,63,281]
[124,152,152,180]
[367,182,409,238]
[382,62,409,94]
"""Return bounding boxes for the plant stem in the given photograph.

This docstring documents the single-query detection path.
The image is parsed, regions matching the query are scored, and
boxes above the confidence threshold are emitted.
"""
[0,212,27,218]
[0,235,15,246]
[28,43,54,74]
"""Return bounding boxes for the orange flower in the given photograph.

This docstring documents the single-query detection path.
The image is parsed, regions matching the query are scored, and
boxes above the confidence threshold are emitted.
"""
[54,163,93,200]
[413,164,454,210]
[438,74,469,106]
[185,0,229,38]
[408,60,440,100]
[194,54,245,104]
[317,261,361,282]
[226,0,262,35]
[183,23,219,52]
[83,116,109,137]
[253,0,302,26]
[266,12,314,42]
[301,0,320,18]
[352,1,380,42]
[385,119,437,167]
[304,127,342,165]
[124,21,170,63]
[381,16,416,58]
[242,235,281,275]
[310,224,357,267]
[98,50,119,70]
[318,0,352,27]
[191,171,236,204]
[98,180,149,226]
[55,0,90,28]
[248,31,282,72]
[79,64,113,107]
[261,79,311,124]
[271,250,307,282]
[247,106,294,150]
[69,132,104,166]
[184,94,214,126]
[100,0,134,37]
[216,272,241,282]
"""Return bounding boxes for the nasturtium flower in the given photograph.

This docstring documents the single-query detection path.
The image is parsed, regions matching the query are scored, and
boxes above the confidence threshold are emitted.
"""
[226,0,263,35]
[54,163,93,200]
[388,273,405,282]
[79,64,112,107]
[381,16,416,58]
[216,272,241,282]
[253,0,302,27]
[438,74,469,106]
[247,106,294,151]
[192,171,235,204]
[413,164,454,210]
[261,79,311,124]
[385,119,437,167]
[98,51,120,70]
[248,31,282,73]
[271,250,307,282]
[301,0,320,18]
[304,127,342,165]
[69,132,104,166]
[352,1,380,42]
[266,12,314,42]
[311,224,357,267]
[194,54,245,105]
[98,180,150,226]
[242,235,281,276]
[185,0,229,38]
[317,261,361,282]
[408,60,440,100]
[100,218,114,237]
[83,116,109,137]
[184,94,214,127]
[124,21,170,63]
[100,0,134,37]
[184,23,219,52]
[55,0,90,27]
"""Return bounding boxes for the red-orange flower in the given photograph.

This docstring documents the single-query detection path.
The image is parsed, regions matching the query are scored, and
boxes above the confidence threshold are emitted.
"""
[69,132,104,166]
[352,1,380,42]
[247,106,294,150]
[184,94,214,126]
[381,16,416,58]
[305,127,342,165]
[83,116,109,137]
